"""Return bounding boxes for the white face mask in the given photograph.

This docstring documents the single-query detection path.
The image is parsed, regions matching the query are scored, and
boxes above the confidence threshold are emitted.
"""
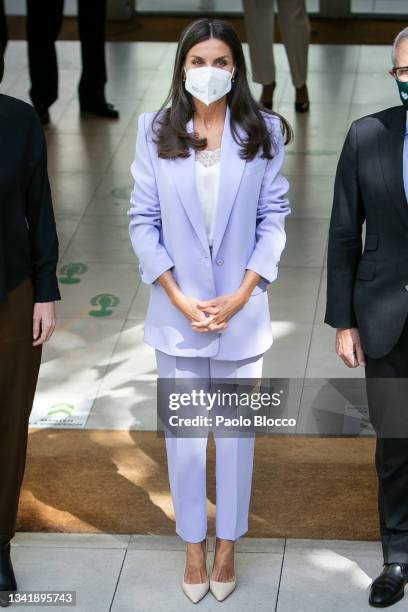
[184,65,235,106]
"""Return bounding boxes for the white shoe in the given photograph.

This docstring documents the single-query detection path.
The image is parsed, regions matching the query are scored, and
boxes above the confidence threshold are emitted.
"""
[209,576,236,601]
[182,579,210,603]
[182,538,209,603]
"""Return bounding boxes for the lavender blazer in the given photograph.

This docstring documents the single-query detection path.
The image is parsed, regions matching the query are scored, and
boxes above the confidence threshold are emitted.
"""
[127,104,290,360]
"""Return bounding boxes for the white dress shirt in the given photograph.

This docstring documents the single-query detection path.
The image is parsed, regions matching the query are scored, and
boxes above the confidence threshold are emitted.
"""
[195,148,221,247]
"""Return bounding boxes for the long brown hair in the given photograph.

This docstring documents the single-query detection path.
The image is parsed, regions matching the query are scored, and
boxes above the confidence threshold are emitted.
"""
[151,18,292,161]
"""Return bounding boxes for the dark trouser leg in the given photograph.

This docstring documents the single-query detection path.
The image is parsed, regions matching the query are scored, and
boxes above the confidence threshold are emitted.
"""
[365,319,408,563]
[26,0,64,109]
[0,278,42,541]
[374,437,408,562]
[77,0,107,105]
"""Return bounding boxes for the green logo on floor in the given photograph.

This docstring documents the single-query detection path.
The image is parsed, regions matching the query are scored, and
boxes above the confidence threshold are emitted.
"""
[59,262,88,284]
[48,403,75,418]
[89,293,120,317]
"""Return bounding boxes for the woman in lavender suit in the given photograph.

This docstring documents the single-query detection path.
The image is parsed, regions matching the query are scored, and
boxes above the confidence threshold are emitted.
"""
[128,18,291,603]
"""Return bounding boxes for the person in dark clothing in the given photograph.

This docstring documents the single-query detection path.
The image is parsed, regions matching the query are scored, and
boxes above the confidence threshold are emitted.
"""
[325,26,408,609]
[0,44,61,604]
[26,0,119,125]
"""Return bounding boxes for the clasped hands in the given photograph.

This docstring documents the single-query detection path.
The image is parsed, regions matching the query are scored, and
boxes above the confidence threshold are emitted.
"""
[173,289,251,332]
[160,269,262,332]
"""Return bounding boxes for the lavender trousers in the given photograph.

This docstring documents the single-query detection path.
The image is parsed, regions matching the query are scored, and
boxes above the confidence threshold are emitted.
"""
[155,348,264,543]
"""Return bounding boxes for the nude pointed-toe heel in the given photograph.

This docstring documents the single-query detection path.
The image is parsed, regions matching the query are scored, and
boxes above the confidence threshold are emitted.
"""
[182,538,209,603]
[209,576,236,602]
[210,538,237,601]
[182,579,210,604]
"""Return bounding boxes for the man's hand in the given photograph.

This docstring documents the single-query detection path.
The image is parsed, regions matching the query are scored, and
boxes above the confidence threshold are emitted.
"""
[336,327,366,368]
[33,302,56,346]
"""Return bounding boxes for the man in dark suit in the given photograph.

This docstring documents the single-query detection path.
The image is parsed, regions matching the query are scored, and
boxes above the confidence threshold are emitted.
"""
[26,0,119,125]
[326,26,408,608]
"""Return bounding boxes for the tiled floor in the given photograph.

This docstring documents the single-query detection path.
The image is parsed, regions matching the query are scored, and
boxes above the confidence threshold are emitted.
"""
[135,0,320,13]
[9,533,392,612]
[135,0,408,15]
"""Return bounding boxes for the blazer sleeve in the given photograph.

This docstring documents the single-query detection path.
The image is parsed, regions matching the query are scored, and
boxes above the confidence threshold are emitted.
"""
[128,112,174,285]
[324,121,365,329]
[25,109,61,303]
[245,117,291,284]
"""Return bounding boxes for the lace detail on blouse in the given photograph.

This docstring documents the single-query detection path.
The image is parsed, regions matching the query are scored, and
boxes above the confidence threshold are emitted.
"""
[195,148,221,167]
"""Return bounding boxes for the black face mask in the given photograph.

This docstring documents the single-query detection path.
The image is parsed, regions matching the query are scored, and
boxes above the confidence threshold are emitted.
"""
[397,78,408,109]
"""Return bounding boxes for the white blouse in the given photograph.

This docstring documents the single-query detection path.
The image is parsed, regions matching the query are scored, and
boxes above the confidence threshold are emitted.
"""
[195,148,221,247]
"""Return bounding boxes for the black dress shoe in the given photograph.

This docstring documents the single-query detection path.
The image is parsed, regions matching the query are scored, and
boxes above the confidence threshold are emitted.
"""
[0,541,17,608]
[34,104,50,126]
[295,84,310,113]
[260,81,276,111]
[369,563,408,607]
[80,100,119,119]
[295,100,310,113]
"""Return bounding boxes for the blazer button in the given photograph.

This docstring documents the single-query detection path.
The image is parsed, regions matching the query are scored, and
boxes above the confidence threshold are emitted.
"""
[405,284,408,292]
[216,259,224,266]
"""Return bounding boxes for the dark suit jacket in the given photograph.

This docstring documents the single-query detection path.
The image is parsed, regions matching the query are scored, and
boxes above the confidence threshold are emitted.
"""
[0,93,60,304]
[325,104,408,359]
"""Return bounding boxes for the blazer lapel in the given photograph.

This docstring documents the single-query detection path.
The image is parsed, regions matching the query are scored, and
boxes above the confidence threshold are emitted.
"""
[211,105,247,259]
[379,105,408,231]
[169,124,210,254]
[169,104,247,258]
